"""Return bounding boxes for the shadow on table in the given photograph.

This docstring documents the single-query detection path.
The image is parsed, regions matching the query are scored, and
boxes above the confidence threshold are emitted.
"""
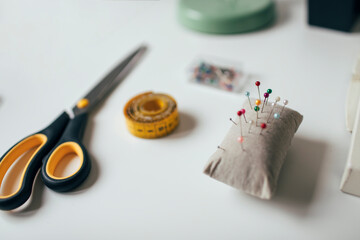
[270,136,327,215]
[167,111,197,139]
[235,136,327,217]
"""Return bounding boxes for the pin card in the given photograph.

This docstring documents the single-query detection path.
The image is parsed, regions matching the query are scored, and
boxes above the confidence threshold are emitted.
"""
[189,56,246,92]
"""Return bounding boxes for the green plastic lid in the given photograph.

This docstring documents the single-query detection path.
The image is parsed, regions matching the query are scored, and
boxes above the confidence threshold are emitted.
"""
[178,0,276,34]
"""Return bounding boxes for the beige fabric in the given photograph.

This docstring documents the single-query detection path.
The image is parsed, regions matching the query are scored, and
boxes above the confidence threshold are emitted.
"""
[204,99,303,199]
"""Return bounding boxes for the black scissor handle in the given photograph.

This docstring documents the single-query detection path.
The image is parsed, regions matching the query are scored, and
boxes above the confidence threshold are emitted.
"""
[0,112,70,211]
[41,113,91,192]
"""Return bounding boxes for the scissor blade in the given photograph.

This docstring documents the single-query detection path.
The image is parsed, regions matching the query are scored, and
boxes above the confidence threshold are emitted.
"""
[72,45,147,115]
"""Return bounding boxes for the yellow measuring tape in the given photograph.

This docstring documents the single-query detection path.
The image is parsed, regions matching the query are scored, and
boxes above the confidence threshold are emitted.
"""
[124,92,179,138]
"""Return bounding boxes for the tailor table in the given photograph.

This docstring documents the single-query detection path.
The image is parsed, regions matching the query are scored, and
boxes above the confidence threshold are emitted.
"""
[0,0,360,239]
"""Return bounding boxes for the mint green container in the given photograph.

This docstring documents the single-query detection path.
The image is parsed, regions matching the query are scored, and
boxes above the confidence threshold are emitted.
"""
[178,0,276,34]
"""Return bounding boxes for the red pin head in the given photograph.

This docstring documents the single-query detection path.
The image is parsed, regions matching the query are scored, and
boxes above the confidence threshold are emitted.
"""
[261,93,269,112]
[237,111,244,136]
[259,123,267,136]
[241,108,247,123]
[255,81,261,99]
[261,92,270,113]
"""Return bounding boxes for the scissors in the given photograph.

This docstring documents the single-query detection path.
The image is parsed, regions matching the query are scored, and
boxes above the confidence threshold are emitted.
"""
[0,45,147,210]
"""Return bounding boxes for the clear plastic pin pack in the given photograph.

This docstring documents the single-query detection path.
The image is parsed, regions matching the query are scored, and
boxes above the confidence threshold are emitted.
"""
[189,57,246,92]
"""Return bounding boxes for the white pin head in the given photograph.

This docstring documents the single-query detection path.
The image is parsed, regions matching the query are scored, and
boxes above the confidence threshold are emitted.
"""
[275,96,280,102]
[267,102,277,123]
[280,99,288,115]
[248,120,254,133]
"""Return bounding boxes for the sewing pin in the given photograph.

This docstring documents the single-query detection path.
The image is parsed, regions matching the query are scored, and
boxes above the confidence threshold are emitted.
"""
[241,108,247,123]
[237,110,244,136]
[248,120,253,133]
[259,123,267,135]
[239,115,244,136]
[237,111,244,150]
[237,136,244,151]
[237,110,242,119]
[267,96,280,122]
[254,106,260,125]
[274,96,281,105]
[266,102,276,123]
[266,89,272,105]
[217,145,225,151]
[255,99,261,123]
[245,91,252,108]
[261,92,269,113]
[255,81,261,99]
[229,118,237,125]
[274,113,280,121]
[280,99,288,115]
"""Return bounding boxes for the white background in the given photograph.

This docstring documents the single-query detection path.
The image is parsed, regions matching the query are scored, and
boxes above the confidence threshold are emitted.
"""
[0,0,360,239]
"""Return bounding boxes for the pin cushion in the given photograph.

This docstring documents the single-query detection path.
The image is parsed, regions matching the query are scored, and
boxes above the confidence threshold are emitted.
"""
[204,99,303,199]
[178,0,276,34]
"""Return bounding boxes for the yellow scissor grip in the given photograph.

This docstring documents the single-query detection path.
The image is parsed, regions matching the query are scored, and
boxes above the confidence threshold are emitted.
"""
[0,134,47,198]
[45,142,84,180]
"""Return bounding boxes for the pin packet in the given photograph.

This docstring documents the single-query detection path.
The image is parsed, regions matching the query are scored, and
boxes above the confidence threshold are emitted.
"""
[188,56,247,93]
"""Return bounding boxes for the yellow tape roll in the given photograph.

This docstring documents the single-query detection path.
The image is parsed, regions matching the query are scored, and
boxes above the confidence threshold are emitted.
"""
[124,92,179,138]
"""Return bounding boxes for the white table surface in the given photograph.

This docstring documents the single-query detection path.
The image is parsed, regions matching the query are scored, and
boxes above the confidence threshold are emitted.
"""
[0,0,360,239]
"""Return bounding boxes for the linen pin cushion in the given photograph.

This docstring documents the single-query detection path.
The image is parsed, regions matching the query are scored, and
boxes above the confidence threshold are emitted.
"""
[204,83,303,199]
